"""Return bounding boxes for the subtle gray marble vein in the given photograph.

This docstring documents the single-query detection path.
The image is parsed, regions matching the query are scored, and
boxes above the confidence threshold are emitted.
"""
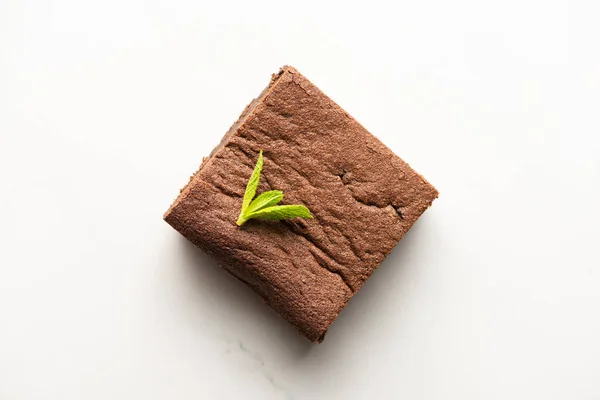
[222,339,291,400]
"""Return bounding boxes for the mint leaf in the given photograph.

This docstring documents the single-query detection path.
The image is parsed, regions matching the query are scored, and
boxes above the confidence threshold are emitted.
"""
[245,205,313,221]
[241,150,263,214]
[246,190,283,214]
[236,150,312,226]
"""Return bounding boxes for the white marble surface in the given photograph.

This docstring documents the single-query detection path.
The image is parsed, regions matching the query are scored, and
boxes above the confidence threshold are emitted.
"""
[1,0,600,398]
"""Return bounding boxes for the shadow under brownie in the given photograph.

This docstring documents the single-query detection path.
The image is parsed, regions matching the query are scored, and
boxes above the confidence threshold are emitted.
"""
[164,66,438,342]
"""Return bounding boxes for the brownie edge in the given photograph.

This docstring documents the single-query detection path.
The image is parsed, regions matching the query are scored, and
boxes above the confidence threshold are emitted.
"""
[164,66,438,342]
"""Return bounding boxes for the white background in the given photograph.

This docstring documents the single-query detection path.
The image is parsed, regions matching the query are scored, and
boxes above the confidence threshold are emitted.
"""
[1,0,599,399]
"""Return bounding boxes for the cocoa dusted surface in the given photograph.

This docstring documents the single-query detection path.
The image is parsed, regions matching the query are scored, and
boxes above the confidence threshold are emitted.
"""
[164,66,438,342]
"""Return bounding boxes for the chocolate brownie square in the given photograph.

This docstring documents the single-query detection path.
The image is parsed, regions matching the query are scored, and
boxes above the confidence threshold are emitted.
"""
[164,66,438,342]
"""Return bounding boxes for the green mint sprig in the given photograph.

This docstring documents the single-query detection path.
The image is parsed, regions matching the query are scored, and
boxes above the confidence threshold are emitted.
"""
[236,150,313,226]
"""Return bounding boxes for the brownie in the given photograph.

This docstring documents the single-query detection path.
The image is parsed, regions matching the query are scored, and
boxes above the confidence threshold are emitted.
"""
[164,66,438,342]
